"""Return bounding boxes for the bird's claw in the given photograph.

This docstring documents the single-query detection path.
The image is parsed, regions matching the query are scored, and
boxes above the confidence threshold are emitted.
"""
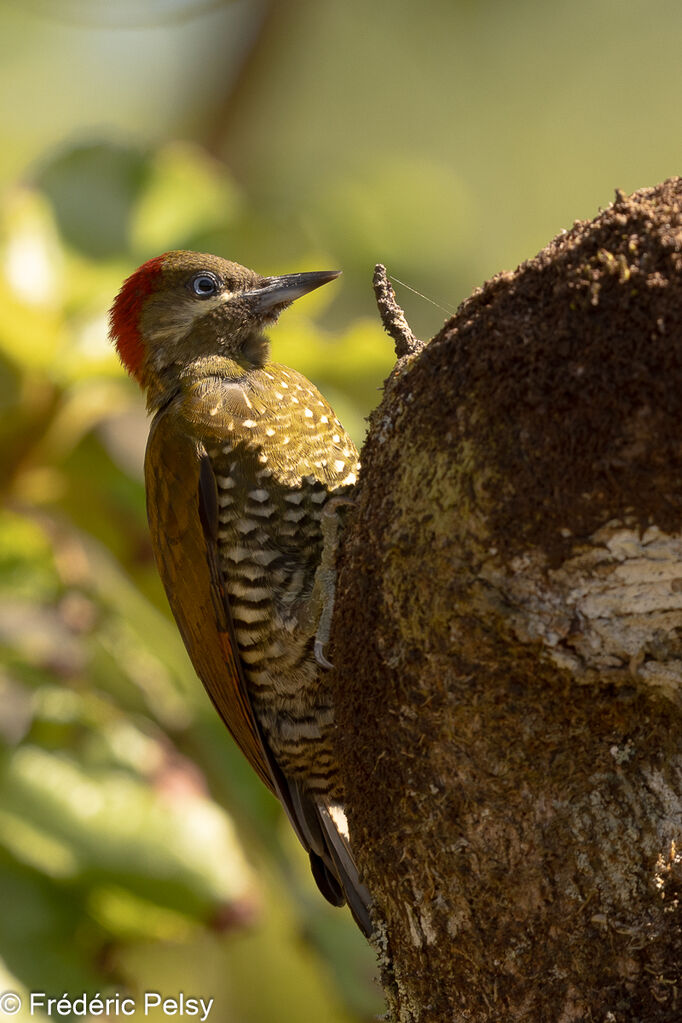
[314,638,334,670]
[312,494,355,672]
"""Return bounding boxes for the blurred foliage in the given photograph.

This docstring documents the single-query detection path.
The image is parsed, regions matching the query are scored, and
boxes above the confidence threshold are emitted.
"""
[0,140,386,1021]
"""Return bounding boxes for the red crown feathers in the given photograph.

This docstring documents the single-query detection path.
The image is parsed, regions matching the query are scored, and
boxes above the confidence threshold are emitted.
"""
[109,254,166,379]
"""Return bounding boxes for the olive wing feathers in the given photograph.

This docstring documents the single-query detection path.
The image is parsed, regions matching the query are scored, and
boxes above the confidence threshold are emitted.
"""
[145,410,274,792]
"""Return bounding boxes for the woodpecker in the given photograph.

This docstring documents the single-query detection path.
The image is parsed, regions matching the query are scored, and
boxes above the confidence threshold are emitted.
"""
[109,251,371,935]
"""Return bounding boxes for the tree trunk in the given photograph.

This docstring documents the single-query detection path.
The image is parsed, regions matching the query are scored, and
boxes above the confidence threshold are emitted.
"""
[331,178,682,1022]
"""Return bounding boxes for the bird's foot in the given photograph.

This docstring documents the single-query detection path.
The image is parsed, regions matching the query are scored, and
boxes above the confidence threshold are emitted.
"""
[311,495,355,670]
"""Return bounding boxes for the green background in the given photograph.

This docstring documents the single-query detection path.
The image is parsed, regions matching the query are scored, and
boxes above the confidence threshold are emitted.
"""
[0,1,679,1019]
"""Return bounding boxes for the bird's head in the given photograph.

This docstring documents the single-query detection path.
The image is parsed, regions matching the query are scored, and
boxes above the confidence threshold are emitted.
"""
[109,250,340,407]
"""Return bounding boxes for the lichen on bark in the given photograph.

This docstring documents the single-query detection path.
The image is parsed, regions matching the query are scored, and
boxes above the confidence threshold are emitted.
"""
[331,178,682,1022]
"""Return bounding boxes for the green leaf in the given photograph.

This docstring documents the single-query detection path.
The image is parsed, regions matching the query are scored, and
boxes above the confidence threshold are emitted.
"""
[34,142,151,259]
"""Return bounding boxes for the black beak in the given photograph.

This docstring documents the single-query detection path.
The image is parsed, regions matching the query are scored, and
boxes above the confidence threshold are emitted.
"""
[244,270,341,313]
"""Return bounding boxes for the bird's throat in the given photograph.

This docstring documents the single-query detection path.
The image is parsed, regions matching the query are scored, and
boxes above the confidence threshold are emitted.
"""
[144,333,271,413]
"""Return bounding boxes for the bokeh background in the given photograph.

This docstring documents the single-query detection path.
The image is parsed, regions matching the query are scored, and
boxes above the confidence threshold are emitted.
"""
[0,1,680,1019]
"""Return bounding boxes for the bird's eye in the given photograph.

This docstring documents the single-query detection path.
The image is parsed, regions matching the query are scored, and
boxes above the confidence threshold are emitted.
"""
[190,273,220,298]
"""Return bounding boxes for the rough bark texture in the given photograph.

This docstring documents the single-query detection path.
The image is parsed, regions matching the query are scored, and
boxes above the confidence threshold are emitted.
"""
[331,178,682,1022]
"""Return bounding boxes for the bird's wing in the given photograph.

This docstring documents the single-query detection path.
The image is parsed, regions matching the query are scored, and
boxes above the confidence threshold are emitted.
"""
[145,409,274,792]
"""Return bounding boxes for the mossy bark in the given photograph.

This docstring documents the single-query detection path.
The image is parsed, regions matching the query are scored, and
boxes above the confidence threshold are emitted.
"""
[331,178,682,1022]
